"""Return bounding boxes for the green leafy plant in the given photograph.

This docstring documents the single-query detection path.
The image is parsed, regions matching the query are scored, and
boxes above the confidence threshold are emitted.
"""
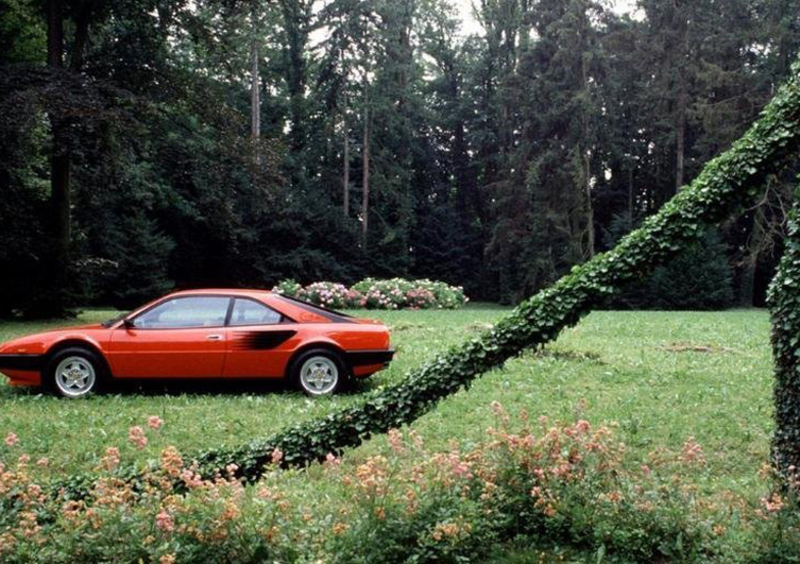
[768,182,800,477]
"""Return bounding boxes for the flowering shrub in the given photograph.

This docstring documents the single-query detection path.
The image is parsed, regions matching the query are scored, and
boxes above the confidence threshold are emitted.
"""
[352,278,467,310]
[297,281,362,309]
[3,410,795,563]
[271,277,467,310]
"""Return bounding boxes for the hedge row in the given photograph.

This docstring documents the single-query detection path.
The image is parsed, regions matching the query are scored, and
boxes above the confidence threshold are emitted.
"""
[272,278,468,310]
[769,182,800,478]
[54,58,800,498]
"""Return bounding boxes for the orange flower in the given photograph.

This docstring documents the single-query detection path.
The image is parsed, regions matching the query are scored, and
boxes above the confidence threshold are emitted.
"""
[100,447,121,471]
[128,426,148,450]
[161,446,184,477]
[155,509,174,533]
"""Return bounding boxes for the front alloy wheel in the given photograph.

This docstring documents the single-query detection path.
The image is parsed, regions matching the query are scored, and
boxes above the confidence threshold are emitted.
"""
[47,348,103,398]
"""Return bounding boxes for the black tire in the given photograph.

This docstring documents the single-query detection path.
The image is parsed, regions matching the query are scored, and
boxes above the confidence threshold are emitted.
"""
[45,347,106,398]
[289,348,348,397]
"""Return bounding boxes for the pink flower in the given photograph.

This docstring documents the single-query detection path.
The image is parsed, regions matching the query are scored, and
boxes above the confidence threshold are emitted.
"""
[681,437,704,464]
[575,420,590,434]
[129,426,148,450]
[155,509,174,532]
[762,492,785,513]
[180,469,203,489]
[4,432,18,447]
[100,447,121,471]
[148,416,163,430]
[324,452,342,468]
[36,457,49,467]
[271,448,284,465]
[388,429,404,453]
[490,401,504,416]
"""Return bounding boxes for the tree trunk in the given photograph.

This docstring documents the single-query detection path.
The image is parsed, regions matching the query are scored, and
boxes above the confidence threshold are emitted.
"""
[47,0,71,303]
[675,6,688,193]
[628,166,634,228]
[70,4,92,71]
[343,90,350,217]
[579,9,594,259]
[676,80,686,191]
[46,0,63,68]
[583,150,595,258]
[362,102,370,249]
[251,39,260,140]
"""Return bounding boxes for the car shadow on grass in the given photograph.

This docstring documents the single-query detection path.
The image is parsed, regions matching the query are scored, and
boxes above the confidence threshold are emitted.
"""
[1,376,381,399]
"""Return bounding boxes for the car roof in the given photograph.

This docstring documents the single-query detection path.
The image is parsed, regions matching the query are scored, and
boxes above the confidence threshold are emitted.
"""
[166,288,273,299]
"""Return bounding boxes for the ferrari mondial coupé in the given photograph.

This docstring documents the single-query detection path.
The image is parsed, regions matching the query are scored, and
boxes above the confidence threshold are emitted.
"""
[0,289,394,398]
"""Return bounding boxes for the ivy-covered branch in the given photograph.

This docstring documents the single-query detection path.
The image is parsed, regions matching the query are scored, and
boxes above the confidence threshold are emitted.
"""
[769,182,800,478]
[53,58,800,498]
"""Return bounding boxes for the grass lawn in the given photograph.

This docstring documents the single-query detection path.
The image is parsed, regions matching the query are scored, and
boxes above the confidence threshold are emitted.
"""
[0,306,774,506]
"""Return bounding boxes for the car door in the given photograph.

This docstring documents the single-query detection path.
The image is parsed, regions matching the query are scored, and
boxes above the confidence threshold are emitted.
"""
[108,296,231,378]
[223,297,299,377]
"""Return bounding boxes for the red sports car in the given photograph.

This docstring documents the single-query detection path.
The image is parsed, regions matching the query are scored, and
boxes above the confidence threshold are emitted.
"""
[0,289,394,398]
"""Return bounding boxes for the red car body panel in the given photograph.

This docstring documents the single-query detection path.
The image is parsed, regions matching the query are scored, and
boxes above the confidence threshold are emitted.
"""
[0,289,393,388]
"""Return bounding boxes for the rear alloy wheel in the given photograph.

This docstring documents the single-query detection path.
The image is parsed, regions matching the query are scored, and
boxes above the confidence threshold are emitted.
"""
[47,348,103,398]
[292,350,347,396]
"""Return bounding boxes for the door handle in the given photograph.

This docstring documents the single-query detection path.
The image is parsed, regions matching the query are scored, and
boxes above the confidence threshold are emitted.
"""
[207,334,223,340]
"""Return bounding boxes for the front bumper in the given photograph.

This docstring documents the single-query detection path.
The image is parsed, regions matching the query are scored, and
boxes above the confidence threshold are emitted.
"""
[0,354,44,372]
[0,354,44,387]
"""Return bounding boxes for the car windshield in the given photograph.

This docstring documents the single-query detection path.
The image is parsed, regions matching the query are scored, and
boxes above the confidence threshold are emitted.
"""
[101,311,130,328]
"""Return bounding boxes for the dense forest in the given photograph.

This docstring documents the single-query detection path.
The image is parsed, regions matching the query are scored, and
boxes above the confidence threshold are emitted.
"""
[1,0,799,317]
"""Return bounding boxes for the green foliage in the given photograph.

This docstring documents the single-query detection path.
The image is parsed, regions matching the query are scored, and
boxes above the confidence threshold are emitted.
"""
[609,229,735,310]
[0,0,45,64]
[768,183,800,477]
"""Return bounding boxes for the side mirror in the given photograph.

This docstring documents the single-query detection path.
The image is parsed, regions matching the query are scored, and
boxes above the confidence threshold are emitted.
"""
[122,318,135,329]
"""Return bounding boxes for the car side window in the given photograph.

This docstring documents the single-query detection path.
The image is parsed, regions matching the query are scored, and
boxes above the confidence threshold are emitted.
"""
[229,298,282,326]
[133,297,231,329]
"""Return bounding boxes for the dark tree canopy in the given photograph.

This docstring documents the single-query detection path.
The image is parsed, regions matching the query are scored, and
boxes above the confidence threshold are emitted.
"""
[1,0,799,316]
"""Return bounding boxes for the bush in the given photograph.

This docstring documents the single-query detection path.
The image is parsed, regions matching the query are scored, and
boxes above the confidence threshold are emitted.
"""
[299,281,362,309]
[0,414,722,563]
[271,277,468,310]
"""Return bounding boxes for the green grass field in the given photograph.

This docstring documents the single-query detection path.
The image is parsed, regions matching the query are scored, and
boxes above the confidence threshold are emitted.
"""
[0,306,775,505]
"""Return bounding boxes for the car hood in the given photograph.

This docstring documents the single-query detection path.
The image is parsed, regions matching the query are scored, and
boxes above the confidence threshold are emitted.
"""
[0,324,107,354]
